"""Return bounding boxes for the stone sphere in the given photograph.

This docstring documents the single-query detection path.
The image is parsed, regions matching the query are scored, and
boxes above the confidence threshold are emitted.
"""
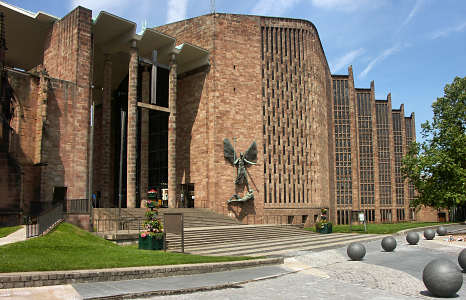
[458,248,466,270]
[406,232,420,245]
[381,236,397,252]
[423,258,463,297]
[424,229,436,240]
[437,226,447,236]
[347,242,366,261]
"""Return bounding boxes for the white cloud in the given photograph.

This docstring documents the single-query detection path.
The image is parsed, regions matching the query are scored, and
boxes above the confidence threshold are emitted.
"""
[251,0,301,16]
[331,48,364,73]
[166,0,188,23]
[398,0,422,31]
[359,44,403,78]
[430,21,466,40]
[309,0,383,12]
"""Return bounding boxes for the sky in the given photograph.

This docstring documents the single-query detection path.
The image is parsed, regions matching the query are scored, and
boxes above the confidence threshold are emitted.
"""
[3,0,466,141]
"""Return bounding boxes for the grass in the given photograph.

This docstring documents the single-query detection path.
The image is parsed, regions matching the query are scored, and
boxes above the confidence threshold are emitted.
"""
[305,222,453,234]
[0,226,22,238]
[0,223,253,273]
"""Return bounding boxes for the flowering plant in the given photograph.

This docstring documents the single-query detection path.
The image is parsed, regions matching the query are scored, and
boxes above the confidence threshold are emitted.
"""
[315,208,332,231]
[139,207,163,238]
[320,208,328,223]
[146,199,157,207]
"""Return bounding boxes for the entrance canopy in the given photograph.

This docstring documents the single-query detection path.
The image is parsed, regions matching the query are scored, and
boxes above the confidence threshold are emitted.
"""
[93,11,209,91]
[0,2,57,70]
[0,2,209,89]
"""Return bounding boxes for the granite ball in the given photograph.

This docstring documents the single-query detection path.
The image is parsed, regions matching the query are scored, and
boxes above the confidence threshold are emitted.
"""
[406,232,420,245]
[424,229,436,240]
[347,242,366,261]
[437,226,447,236]
[458,248,466,271]
[381,236,397,252]
[423,258,463,297]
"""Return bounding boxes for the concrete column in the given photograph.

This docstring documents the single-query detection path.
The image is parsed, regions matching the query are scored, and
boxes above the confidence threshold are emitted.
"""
[127,40,138,208]
[102,54,113,207]
[348,66,361,215]
[168,53,177,208]
[34,70,48,165]
[370,81,380,221]
[140,66,150,204]
[387,95,397,215]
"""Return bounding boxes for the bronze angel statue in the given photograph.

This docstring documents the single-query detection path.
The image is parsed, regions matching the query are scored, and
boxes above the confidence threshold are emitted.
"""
[224,138,257,203]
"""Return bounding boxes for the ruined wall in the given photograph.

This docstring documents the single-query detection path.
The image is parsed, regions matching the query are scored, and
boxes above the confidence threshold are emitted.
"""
[5,70,40,216]
[5,69,86,213]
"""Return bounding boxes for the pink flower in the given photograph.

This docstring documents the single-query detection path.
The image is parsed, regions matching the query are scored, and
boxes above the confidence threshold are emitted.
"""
[141,232,147,238]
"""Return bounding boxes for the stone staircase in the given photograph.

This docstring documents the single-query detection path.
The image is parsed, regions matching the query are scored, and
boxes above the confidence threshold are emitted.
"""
[165,225,382,257]
[95,208,243,229]
[93,208,383,257]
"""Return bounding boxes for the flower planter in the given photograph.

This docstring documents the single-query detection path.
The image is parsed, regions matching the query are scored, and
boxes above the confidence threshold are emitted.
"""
[318,223,333,234]
[138,235,163,250]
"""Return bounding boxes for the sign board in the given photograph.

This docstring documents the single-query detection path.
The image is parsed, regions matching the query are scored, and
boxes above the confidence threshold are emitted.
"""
[350,210,367,233]
[358,212,365,222]
[162,189,168,200]
[163,213,184,253]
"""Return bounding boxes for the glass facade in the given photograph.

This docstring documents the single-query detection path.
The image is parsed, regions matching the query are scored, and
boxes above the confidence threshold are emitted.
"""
[357,92,375,207]
[376,102,392,206]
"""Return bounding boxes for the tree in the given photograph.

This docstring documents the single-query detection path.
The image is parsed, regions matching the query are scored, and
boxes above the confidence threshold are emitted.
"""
[402,76,466,209]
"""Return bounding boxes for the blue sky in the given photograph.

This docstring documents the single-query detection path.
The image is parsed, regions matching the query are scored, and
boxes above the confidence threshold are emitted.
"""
[4,0,466,141]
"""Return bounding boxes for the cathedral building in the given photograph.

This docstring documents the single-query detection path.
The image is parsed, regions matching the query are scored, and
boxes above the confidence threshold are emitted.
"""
[1,2,434,227]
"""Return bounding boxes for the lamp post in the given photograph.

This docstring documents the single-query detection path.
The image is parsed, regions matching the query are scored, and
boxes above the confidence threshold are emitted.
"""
[118,111,126,219]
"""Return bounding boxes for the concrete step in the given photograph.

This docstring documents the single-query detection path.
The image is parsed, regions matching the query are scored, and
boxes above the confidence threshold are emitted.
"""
[176,234,377,254]
[165,232,346,248]
[106,208,244,229]
[165,228,317,246]
[201,235,382,257]
[168,233,382,257]
[161,223,383,257]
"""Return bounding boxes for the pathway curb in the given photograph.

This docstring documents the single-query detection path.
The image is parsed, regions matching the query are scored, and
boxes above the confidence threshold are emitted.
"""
[0,257,283,289]
[394,223,462,236]
[85,268,298,300]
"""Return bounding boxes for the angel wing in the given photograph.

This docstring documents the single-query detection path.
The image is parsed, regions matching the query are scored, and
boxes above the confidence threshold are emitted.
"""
[223,138,236,165]
[243,141,257,163]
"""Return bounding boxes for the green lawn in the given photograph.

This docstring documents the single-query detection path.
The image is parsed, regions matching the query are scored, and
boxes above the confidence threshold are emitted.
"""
[0,223,252,273]
[0,226,22,238]
[305,222,453,234]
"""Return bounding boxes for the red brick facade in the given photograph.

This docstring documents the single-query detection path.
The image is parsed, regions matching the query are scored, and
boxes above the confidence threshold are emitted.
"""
[331,69,416,225]
[2,5,434,227]
[156,14,334,224]
[1,7,92,222]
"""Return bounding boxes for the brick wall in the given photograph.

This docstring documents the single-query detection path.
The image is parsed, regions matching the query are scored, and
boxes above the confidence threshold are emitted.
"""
[6,69,85,209]
[157,14,333,224]
[2,6,92,217]
[41,6,92,202]
[5,70,40,216]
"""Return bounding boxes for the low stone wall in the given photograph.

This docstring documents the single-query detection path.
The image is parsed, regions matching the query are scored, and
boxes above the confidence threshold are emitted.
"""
[0,257,283,289]
[64,214,90,231]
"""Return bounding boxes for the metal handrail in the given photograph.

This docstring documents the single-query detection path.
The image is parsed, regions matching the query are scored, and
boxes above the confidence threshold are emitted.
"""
[66,198,89,214]
[26,203,63,238]
[93,217,147,233]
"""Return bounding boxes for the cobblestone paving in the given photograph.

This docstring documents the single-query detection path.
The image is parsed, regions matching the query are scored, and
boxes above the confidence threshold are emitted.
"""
[144,232,466,300]
[288,249,428,299]
[140,272,417,300]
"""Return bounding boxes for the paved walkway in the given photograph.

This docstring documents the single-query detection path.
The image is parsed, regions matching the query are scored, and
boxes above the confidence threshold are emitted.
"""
[1,224,465,299]
[0,226,26,246]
